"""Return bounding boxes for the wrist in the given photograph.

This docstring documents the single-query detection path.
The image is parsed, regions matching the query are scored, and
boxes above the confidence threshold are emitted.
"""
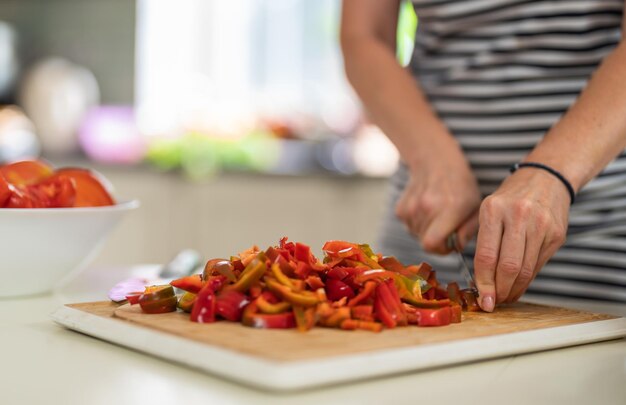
[511,162,576,204]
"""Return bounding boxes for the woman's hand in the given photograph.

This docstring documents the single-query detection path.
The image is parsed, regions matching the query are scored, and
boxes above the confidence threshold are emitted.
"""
[473,168,571,312]
[395,143,482,254]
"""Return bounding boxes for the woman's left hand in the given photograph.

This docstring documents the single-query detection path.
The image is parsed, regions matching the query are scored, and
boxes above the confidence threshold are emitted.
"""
[473,168,571,312]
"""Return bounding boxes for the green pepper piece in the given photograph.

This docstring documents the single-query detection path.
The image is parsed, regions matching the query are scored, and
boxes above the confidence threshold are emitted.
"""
[177,291,197,313]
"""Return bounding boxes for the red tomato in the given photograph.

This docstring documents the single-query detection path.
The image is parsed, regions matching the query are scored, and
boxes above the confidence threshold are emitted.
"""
[0,176,11,206]
[35,175,77,208]
[0,160,53,186]
[55,168,115,207]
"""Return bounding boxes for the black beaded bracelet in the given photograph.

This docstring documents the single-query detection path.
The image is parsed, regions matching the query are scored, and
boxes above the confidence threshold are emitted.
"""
[510,162,576,205]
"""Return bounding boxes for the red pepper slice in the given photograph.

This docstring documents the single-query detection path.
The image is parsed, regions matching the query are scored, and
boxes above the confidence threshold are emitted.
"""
[450,304,462,323]
[170,274,204,294]
[325,278,355,302]
[348,281,376,307]
[215,290,249,321]
[340,319,383,332]
[378,256,405,273]
[190,285,217,323]
[305,275,325,290]
[461,289,481,312]
[125,292,143,305]
[413,307,452,327]
[351,305,374,322]
[374,279,407,328]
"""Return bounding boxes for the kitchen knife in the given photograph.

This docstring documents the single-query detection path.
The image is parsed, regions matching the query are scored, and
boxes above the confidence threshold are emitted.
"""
[446,233,479,296]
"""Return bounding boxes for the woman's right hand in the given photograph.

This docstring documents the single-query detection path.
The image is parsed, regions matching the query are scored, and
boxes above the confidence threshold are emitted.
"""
[395,143,482,254]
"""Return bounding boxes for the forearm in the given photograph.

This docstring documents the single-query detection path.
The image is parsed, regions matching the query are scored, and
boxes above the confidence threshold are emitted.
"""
[341,37,464,168]
[526,42,626,192]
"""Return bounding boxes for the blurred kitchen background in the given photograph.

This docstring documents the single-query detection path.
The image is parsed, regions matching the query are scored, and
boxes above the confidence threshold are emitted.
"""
[0,0,417,265]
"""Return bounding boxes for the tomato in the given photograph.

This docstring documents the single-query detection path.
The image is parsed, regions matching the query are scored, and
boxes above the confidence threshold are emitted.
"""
[55,168,115,207]
[35,175,77,208]
[0,160,53,186]
[0,176,10,206]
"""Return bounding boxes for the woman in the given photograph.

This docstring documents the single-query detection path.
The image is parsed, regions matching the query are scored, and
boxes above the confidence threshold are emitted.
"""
[341,0,626,311]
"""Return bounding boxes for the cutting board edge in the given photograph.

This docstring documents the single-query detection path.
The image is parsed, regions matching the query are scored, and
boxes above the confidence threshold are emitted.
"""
[51,304,626,391]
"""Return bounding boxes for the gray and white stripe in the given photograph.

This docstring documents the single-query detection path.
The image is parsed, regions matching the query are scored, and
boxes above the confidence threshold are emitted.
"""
[378,0,625,302]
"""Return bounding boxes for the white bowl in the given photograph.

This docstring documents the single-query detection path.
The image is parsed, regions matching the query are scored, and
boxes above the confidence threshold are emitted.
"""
[0,200,139,297]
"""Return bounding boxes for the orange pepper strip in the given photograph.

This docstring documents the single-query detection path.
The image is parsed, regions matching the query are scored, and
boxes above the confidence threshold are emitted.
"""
[340,319,383,333]
[266,279,320,307]
[227,258,266,293]
[271,263,295,289]
[256,295,292,314]
[348,281,377,307]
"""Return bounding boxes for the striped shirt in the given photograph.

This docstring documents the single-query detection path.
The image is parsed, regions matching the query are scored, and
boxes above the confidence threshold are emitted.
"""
[378,0,626,302]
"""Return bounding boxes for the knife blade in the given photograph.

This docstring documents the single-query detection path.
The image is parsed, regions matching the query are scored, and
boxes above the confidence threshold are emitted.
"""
[446,233,479,296]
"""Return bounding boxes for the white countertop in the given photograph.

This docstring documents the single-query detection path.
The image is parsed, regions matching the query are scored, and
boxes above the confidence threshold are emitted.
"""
[2,265,625,405]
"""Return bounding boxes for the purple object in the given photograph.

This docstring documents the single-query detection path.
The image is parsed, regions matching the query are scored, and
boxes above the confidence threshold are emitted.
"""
[79,106,146,164]
[107,277,150,302]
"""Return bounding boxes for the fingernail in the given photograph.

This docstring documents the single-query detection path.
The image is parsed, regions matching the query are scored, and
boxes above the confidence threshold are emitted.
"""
[481,295,495,312]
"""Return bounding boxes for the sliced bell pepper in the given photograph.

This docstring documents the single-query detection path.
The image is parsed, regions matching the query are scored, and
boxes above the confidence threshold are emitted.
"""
[348,280,377,307]
[293,306,316,332]
[340,319,383,333]
[271,263,295,288]
[450,303,462,323]
[378,256,405,273]
[266,279,320,307]
[461,289,481,312]
[137,285,177,314]
[215,290,249,321]
[170,274,204,294]
[305,275,325,290]
[125,292,143,305]
[351,305,374,322]
[320,307,351,327]
[401,296,451,309]
[446,282,462,306]
[327,266,349,280]
[414,307,452,327]
[190,284,216,323]
[242,300,296,329]
[325,278,355,302]
[256,295,292,314]
[374,279,407,328]
[177,291,196,313]
[227,257,267,293]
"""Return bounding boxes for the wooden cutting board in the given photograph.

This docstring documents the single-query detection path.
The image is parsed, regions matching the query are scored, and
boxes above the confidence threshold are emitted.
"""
[52,301,626,391]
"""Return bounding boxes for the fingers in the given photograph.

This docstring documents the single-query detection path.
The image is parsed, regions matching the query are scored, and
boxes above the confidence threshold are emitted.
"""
[494,224,526,304]
[473,199,503,312]
[506,233,545,303]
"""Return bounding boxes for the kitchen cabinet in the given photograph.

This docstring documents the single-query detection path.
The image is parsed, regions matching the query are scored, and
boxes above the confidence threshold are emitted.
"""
[86,164,389,266]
